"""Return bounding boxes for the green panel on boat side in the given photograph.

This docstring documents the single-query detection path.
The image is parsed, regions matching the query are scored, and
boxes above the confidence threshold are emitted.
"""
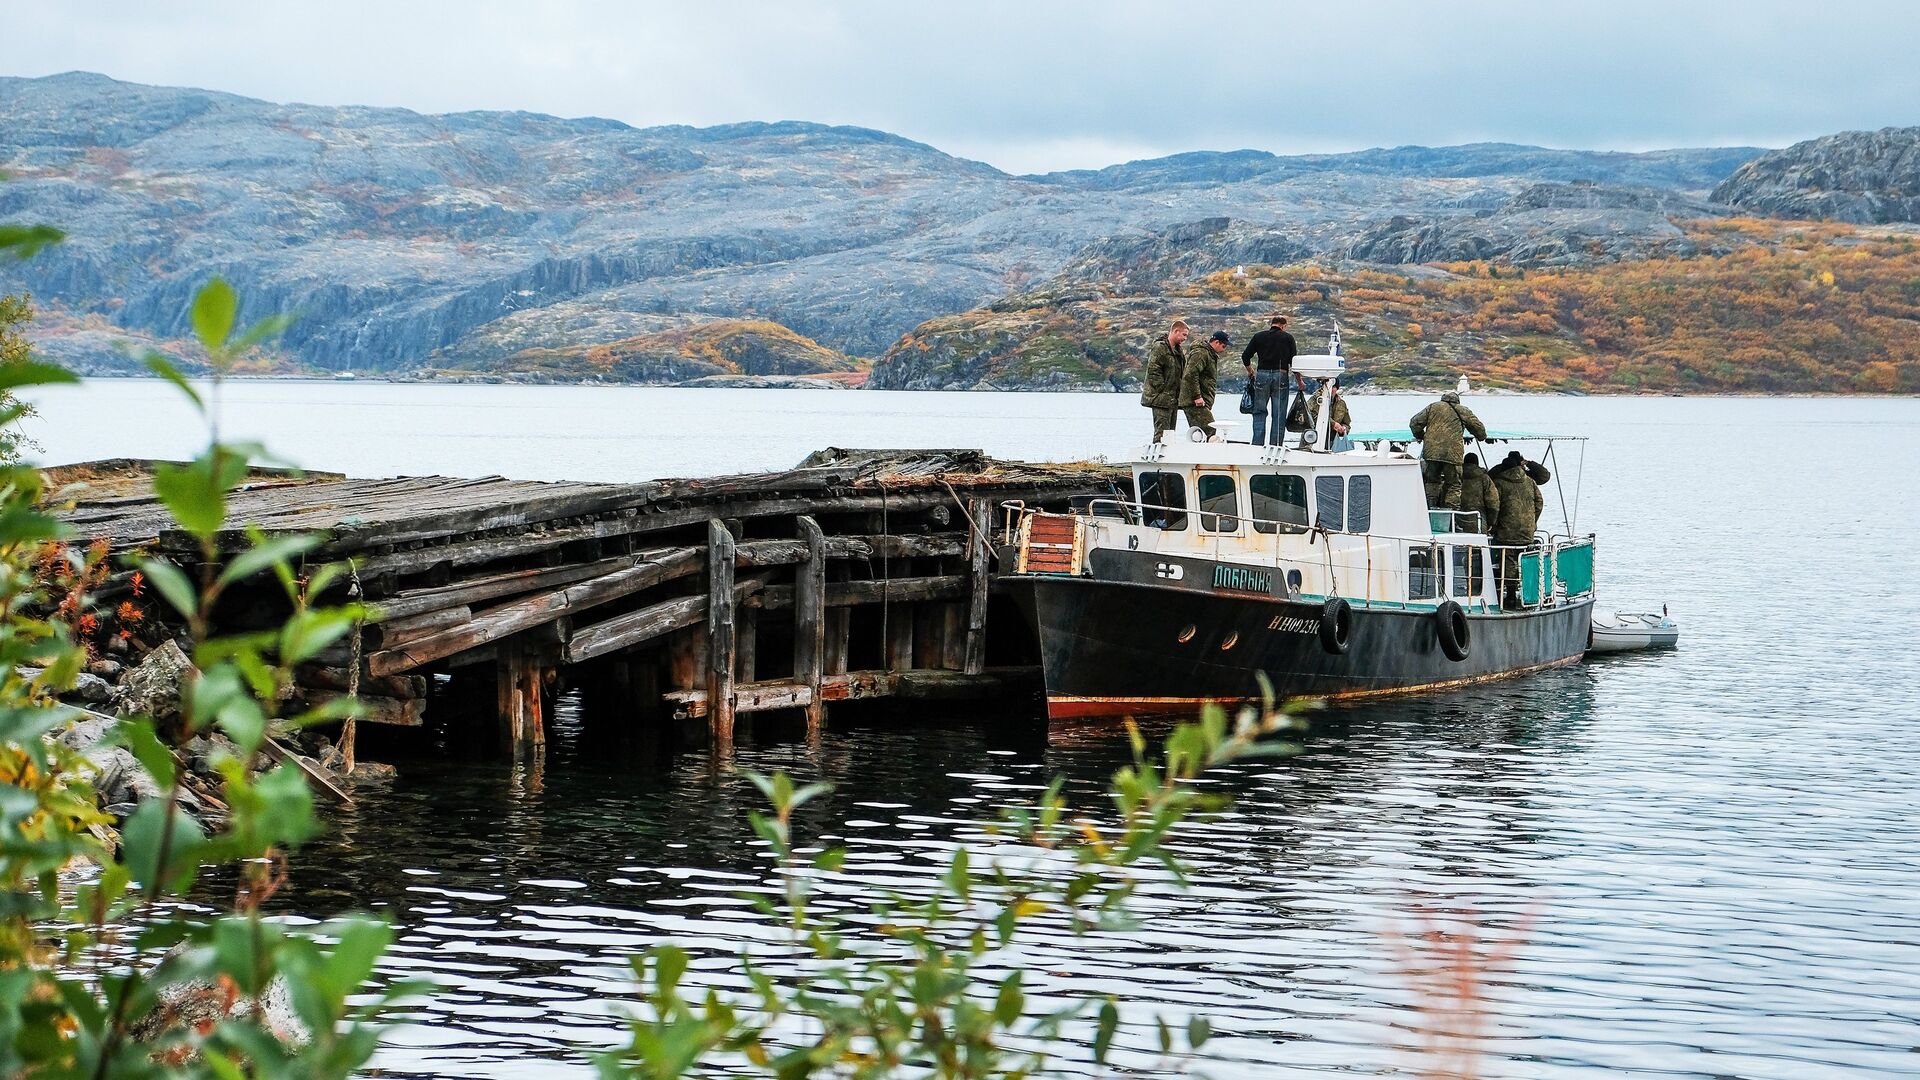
[1556,541,1596,596]
[1520,552,1546,605]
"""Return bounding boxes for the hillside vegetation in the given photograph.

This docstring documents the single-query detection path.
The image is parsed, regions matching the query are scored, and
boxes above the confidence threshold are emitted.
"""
[872,218,1920,394]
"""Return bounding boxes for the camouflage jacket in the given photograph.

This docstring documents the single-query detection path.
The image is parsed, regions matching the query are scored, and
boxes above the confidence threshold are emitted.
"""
[1179,343,1218,406]
[1460,463,1501,531]
[1488,458,1545,544]
[1139,336,1184,408]
[1407,392,1488,464]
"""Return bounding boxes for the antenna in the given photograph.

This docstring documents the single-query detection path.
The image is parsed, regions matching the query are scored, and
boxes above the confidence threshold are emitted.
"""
[1329,322,1343,356]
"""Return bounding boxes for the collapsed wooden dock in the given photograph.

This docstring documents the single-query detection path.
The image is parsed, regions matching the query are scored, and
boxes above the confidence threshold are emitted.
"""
[56,450,1124,753]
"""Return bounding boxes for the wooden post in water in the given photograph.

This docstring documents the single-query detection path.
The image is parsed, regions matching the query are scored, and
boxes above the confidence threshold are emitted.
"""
[706,519,737,749]
[794,516,826,733]
[964,498,991,675]
[495,639,546,756]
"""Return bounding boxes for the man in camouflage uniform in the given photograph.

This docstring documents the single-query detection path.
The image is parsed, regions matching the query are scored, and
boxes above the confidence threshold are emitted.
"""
[1307,379,1353,450]
[1180,330,1231,440]
[1139,320,1189,441]
[1489,450,1548,607]
[1407,391,1488,508]
[1459,452,1501,535]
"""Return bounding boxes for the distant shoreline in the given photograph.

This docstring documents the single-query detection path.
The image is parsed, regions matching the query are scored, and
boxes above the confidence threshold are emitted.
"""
[36,373,1918,400]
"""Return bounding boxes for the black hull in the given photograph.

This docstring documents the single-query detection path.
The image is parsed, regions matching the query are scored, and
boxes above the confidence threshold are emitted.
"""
[1006,576,1592,719]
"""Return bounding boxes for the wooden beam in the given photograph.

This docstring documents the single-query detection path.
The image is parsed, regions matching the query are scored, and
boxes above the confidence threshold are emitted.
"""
[885,602,914,672]
[940,602,966,672]
[370,555,645,621]
[794,516,826,732]
[569,594,705,666]
[369,604,471,650]
[665,667,1038,719]
[706,519,737,748]
[964,498,991,675]
[301,690,426,727]
[364,546,701,675]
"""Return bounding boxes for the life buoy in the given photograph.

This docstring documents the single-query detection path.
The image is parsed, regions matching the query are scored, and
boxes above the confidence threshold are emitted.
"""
[1318,597,1351,655]
[1436,600,1471,662]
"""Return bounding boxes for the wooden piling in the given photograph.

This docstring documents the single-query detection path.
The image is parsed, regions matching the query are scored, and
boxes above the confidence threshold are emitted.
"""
[795,516,827,732]
[964,499,991,675]
[706,519,737,748]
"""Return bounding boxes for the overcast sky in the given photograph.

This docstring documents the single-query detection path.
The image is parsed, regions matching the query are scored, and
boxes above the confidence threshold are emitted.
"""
[8,1,1918,173]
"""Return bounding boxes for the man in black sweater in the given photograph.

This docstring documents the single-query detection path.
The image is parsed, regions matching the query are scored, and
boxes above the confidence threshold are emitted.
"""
[1241,315,1307,446]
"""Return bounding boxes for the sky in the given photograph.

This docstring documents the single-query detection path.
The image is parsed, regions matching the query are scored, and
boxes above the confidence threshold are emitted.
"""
[7,1,1919,174]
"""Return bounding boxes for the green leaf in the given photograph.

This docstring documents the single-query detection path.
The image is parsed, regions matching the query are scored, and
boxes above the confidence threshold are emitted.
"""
[0,359,78,393]
[191,277,239,352]
[1093,998,1119,1064]
[121,799,205,896]
[140,351,203,410]
[114,717,177,789]
[1187,1014,1211,1049]
[231,313,294,353]
[993,971,1024,1026]
[218,532,321,589]
[811,847,847,872]
[153,447,248,541]
[0,223,64,259]
[134,557,197,620]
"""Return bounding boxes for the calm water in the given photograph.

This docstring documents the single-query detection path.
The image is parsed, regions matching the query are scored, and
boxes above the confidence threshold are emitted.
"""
[24,383,1920,1077]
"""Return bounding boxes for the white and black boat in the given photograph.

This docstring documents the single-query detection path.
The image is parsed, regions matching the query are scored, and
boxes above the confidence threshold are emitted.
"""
[1002,346,1600,720]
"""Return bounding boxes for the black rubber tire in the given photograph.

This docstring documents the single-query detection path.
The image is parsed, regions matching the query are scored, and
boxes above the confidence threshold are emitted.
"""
[1318,597,1351,655]
[1436,600,1471,662]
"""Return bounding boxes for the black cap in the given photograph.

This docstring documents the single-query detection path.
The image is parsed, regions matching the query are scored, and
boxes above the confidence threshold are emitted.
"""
[1210,331,1231,345]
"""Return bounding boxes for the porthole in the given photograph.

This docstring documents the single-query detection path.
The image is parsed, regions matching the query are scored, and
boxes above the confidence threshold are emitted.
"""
[1177,624,1197,643]
[1220,631,1239,651]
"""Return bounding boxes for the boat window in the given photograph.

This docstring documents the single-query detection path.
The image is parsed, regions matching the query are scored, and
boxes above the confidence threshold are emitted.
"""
[1249,473,1309,534]
[1315,474,1346,532]
[1450,545,1484,597]
[1409,546,1439,600]
[1195,474,1240,533]
[1137,471,1188,530]
[1347,475,1373,533]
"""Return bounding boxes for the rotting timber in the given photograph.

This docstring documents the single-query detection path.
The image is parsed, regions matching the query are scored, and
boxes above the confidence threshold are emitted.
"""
[54,449,1125,754]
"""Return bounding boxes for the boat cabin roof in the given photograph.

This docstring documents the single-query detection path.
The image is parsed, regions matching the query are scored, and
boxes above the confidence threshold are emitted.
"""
[1132,439,1415,470]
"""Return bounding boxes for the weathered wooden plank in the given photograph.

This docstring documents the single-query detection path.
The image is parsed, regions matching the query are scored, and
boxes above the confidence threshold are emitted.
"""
[302,690,426,727]
[566,595,707,666]
[295,666,428,700]
[706,519,737,747]
[370,556,639,621]
[940,603,966,672]
[355,519,653,578]
[369,605,471,650]
[665,667,1035,718]
[364,546,701,676]
[965,499,991,675]
[794,516,826,732]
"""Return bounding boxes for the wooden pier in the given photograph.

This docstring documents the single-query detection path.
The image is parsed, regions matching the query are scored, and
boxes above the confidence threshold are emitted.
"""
[56,450,1123,754]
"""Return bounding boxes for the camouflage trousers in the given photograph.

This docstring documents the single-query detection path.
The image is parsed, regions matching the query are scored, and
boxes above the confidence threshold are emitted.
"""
[1184,404,1217,438]
[1150,407,1178,442]
[1422,460,1462,508]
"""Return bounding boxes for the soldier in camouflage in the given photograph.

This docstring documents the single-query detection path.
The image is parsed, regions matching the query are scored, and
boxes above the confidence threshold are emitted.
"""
[1407,391,1488,508]
[1179,331,1230,440]
[1139,320,1189,441]
[1489,450,1548,606]
[1459,452,1501,535]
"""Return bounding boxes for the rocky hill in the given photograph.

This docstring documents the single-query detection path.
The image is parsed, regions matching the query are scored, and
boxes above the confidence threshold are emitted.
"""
[1713,127,1920,223]
[0,72,1768,382]
[867,217,1920,395]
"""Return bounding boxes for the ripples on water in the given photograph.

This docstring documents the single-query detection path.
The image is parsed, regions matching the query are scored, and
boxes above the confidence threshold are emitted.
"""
[55,388,1910,1076]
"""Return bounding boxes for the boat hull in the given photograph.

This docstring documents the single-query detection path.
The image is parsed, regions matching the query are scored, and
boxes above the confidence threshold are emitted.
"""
[1006,575,1593,720]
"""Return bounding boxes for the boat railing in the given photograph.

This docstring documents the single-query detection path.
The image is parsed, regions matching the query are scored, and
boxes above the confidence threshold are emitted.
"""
[1008,499,1594,612]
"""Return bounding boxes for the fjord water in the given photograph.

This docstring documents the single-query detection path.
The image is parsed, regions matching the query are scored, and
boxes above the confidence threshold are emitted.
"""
[26,385,1920,1077]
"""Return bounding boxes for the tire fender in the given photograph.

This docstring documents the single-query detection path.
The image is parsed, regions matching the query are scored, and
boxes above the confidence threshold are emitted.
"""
[1436,600,1471,662]
[1318,597,1351,655]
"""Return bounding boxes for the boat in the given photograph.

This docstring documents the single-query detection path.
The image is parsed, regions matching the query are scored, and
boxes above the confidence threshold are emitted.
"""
[334,370,357,381]
[1000,346,1601,720]
[1587,608,1679,653]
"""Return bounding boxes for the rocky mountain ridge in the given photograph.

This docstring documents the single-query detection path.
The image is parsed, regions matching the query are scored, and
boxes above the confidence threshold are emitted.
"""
[1,71,1771,382]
